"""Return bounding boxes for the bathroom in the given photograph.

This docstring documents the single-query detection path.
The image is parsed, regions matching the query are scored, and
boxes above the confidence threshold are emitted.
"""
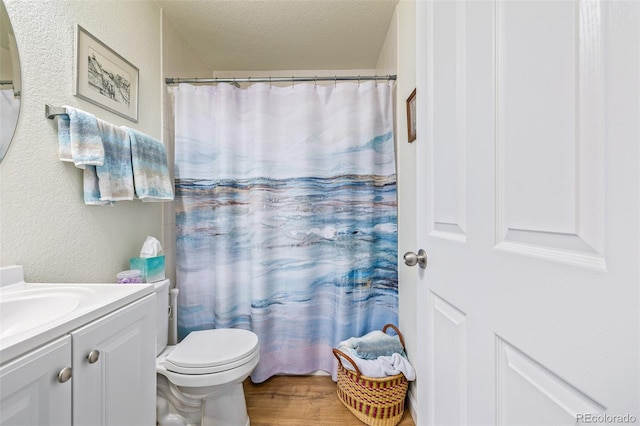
[0,0,639,425]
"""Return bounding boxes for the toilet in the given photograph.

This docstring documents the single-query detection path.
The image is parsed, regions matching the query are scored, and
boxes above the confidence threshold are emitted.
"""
[154,279,260,426]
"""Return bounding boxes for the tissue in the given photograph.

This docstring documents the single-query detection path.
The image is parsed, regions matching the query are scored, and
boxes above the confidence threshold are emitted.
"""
[130,236,165,283]
[140,236,163,258]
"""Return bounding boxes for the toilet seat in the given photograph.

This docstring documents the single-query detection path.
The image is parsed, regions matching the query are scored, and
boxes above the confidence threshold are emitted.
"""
[164,329,259,375]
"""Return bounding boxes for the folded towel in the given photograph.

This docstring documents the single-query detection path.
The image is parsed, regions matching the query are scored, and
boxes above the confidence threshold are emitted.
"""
[57,106,104,167]
[127,128,174,201]
[95,118,134,201]
[338,330,405,360]
[337,351,416,380]
[83,166,114,206]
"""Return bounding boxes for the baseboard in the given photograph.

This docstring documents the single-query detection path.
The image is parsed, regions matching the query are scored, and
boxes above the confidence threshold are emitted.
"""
[406,386,418,423]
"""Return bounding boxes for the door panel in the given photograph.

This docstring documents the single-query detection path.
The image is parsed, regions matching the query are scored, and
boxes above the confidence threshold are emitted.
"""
[428,291,467,426]
[0,336,71,426]
[499,1,578,235]
[430,0,467,241]
[496,338,605,426]
[496,0,606,268]
[415,1,639,424]
[72,296,155,426]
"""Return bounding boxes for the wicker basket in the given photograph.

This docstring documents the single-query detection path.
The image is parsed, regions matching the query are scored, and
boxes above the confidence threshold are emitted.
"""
[333,324,409,426]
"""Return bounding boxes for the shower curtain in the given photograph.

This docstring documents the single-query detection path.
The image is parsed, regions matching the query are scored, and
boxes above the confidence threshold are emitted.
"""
[173,81,397,382]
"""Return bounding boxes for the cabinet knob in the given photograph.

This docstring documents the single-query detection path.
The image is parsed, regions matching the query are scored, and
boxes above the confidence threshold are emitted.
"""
[87,350,100,364]
[57,367,72,383]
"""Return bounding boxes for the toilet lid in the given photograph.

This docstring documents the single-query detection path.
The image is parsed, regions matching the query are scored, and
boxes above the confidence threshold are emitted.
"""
[164,329,259,374]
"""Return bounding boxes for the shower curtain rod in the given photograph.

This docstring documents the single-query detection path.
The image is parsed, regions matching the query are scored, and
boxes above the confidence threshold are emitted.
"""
[165,75,396,85]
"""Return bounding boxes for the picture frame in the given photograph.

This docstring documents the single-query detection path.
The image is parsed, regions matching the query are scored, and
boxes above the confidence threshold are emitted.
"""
[406,88,416,143]
[74,25,139,122]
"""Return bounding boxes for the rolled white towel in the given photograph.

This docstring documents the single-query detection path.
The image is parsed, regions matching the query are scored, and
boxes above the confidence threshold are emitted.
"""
[337,349,416,381]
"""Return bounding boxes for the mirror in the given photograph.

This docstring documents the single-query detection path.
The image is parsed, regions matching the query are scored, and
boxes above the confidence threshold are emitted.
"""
[0,0,21,162]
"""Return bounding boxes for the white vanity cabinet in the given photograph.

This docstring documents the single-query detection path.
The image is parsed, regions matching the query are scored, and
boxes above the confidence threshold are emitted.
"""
[0,336,72,425]
[72,295,156,426]
[0,292,155,426]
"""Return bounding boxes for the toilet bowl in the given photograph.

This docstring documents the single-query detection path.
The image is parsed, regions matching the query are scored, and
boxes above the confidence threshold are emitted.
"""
[153,280,260,426]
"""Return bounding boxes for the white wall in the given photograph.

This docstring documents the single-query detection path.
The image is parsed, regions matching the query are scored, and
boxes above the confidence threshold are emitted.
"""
[376,0,417,417]
[396,1,417,414]
[161,11,212,286]
[210,68,378,85]
[0,0,164,282]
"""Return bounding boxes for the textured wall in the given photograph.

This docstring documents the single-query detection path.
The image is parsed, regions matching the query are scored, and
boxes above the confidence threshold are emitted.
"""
[376,0,418,415]
[0,0,163,283]
[161,11,213,287]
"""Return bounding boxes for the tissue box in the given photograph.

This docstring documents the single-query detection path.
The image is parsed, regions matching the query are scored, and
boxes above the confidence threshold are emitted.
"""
[130,256,165,283]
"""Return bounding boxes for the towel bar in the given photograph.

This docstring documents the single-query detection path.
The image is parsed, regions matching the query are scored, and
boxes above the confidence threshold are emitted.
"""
[45,104,67,119]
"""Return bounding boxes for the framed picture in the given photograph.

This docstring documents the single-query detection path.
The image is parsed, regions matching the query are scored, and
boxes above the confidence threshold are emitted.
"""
[74,25,139,122]
[406,88,416,142]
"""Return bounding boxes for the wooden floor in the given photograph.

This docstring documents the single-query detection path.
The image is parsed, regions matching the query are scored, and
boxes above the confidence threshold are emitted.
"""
[244,375,415,426]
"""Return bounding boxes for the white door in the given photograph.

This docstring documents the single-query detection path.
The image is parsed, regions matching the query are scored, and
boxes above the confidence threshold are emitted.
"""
[413,1,639,425]
[71,295,156,426]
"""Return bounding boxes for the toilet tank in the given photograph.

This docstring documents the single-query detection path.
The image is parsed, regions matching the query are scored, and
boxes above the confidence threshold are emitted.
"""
[154,279,171,356]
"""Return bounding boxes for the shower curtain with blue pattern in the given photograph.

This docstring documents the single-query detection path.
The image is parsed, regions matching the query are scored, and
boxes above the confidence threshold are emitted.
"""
[173,81,398,382]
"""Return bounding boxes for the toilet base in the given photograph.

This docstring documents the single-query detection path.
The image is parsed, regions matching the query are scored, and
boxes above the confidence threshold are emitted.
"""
[156,375,251,426]
[199,382,250,426]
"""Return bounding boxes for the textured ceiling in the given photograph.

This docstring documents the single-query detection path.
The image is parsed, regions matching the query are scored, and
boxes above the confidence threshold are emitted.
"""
[154,0,399,71]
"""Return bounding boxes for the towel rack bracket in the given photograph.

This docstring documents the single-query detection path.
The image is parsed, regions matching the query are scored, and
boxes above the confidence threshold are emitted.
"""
[45,104,67,119]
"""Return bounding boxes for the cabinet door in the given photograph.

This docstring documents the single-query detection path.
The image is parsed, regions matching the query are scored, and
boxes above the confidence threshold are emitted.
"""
[71,295,155,426]
[0,335,72,426]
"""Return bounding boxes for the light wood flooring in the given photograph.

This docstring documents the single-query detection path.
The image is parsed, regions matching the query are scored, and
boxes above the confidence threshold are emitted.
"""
[243,375,415,426]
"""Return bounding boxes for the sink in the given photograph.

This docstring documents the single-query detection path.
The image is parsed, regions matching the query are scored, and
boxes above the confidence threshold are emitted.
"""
[0,265,155,364]
[0,287,89,339]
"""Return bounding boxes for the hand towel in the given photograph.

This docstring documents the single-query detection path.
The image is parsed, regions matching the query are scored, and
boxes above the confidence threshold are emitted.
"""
[338,330,405,360]
[95,118,134,201]
[57,106,104,167]
[83,166,114,206]
[337,351,416,380]
[126,128,174,201]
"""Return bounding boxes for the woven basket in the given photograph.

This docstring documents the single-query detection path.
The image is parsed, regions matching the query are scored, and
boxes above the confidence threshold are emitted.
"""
[333,324,409,426]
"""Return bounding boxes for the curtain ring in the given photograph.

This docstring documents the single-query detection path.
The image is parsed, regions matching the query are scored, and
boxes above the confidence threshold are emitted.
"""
[314,75,317,88]
[269,76,272,88]
[292,76,295,88]
[358,75,361,86]
[334,76,337,88]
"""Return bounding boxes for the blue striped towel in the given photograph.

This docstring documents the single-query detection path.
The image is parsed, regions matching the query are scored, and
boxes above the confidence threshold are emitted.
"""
[126,128,174,201]
[57,106,104,168]
[95,119,135,201]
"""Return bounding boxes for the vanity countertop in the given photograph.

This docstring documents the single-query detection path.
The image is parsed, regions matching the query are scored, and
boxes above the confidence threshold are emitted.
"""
[0,265,154,364]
